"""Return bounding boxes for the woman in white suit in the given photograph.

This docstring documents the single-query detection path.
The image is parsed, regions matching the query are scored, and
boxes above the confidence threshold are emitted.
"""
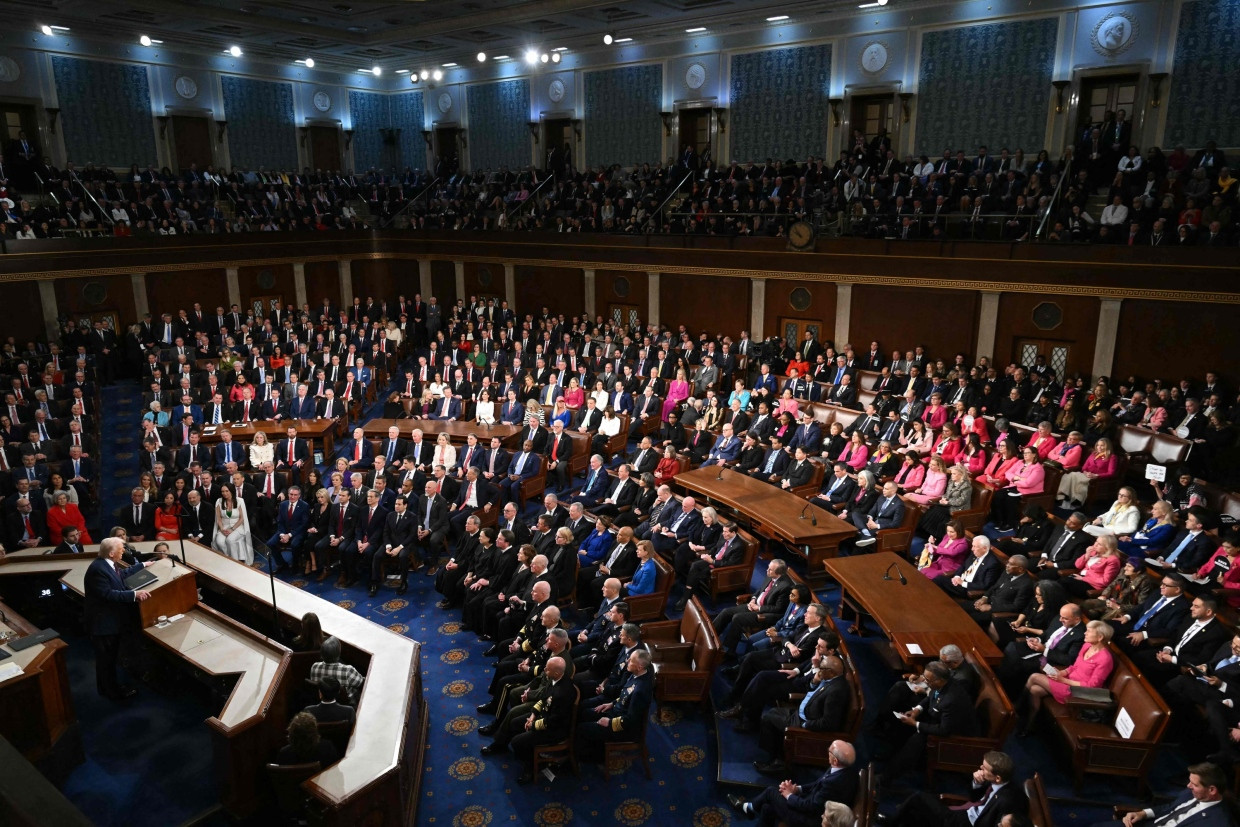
[212,483,254,565]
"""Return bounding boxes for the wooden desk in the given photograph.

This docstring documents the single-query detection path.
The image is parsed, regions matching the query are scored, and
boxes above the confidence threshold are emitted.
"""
[362,418,522,447]
[0,542,425,825]
[0,600,79,767]
[198,418,337,459]
[823,552,1002,666]
[675,467,856,585]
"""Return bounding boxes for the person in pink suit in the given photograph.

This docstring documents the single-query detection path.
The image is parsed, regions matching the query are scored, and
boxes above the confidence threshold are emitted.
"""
[662,369,690,421]
[1017,620,1114,736]
[916,520,970,580]
[906,455,949,504]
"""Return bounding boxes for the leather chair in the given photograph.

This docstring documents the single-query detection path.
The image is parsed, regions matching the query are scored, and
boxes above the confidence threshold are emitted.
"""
[644,597,721,703]
[709,527,760,602]
[532,684,581,779]
[924,648,1015,784]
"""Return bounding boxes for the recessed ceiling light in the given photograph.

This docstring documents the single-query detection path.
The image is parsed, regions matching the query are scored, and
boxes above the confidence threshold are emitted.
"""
[476,52,487,62]
[766,15,789,22]
[685,27,706,33]
[229,45,242,57]
[304,58,315,68]
[614,37,633,43]
[858,0,888,6]
[372,66,381,76]
[432,69,443,81]
[540,53,549,63]
[550,52,561,63]
[442,62,457,67]
[603,32,614,45]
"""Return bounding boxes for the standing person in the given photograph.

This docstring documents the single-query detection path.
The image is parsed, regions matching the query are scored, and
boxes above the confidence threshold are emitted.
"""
[84,537,157,701]
[212,482,254,565]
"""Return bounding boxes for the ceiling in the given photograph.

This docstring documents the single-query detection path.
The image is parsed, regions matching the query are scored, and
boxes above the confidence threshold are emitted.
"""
[0,0,911,73]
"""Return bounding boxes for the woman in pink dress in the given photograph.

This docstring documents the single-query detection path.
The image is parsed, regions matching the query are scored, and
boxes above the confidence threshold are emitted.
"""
[892,451,926,493]
[1018,620,1114,736]
[917,520,969,580]
[906,455,949,504]
[921,393,949,431]
[662,369,690,421]
[839,431,870,472]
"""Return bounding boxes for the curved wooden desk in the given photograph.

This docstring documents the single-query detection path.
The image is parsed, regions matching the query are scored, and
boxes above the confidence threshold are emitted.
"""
[0,542,425,825]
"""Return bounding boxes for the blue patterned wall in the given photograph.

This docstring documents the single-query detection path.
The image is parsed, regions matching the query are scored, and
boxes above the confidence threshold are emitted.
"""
[916,19,1057,155]
[1166,0,1240,148]
[349,89,390,172]
[51,56,156,167]
[221,75,296,170]
[584,64,662,168]
[467,79,530,170]
[392,91,425,171]
[730,45,832,163]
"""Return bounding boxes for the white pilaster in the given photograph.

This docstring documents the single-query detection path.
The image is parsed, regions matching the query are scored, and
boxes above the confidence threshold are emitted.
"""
[1091,299,1124,380]
[454,261,466,303]
[834,283,852,346]
[38,281,60,341]
[225,267,241,308]
[338,260,353,307]
[749,278,766,341]
[976,291,1001,363]
[292,262,307,308]
[647,271,660,329]
[583,269,596,318]
[418,259,433,299]
[504,263,516,308]
[129,273,149,320]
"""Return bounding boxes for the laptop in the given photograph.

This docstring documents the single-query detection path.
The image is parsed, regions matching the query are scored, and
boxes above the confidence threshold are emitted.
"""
[124,568,159,590]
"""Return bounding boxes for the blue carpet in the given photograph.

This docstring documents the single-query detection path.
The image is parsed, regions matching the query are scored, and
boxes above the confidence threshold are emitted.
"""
[55,379,1189,826]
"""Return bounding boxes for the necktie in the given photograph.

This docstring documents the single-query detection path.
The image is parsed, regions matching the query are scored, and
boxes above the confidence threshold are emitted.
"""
[266,475,274,496]
[287,502,294,520]
[22,514,32,539]
[134,505,141,525]
[338,506,345,534]
[1176,622,1204,655]
[1217,655,1239,672]
[798,681,826,723]
[1165,533,1196,565]
[466,481,475,506]
[1133,597,1168,631]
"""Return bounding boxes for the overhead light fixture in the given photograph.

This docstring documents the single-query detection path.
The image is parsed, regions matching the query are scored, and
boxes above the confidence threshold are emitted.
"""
[442,62,457,67]
[524,49,539,65]
[420,69,430,80]
[603,32,614,45]
[40,24,54,36]
[493,54,510,61]
[767,15,790,22]
[229,45,243,57]
[372,66,381,76]
[432,69,443,81]
[551,52,561,63]
[685,26,706,33]
[139,34,152,46]
[552,47,568,51]
[477,51,487,62]
[614,37,633,43]
[858,0,888,6]
[304,58,315,68]
[396,69,409,74]
[540,52,549,63]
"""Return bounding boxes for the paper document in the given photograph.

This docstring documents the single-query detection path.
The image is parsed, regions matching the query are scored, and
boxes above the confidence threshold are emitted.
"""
[905,643,923,655]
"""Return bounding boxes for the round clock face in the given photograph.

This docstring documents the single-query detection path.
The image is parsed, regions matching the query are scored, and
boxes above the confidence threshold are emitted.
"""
[0,56,21,84]
[548,78,565,103]
[438,92,452,113]
[312,91,332,112]
[860,42,888,74]
[175,75,198,100]
[685,62,706,90]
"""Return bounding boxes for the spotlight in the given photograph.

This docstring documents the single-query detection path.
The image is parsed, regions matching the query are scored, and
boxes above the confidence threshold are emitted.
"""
[477,51,487,62]
[229,45,242,57]
[140,35,152,46]
[603,32,614,45]
[540,52,549,63]
[432,69,443,81]
[524,49,539,65]
[304,58,315,68]
[550,52,561,63]
[372,66,381,76]
[40,25,53,36]
[420,69,429,80]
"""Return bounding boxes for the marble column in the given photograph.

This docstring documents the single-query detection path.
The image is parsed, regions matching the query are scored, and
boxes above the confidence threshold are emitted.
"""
[975,291,1000,362]
[646,272,660,328]
[338,259,353,307]
[749,278,766,341]
[38,281,60,341]
[418,259,433,298]
[129,273,149,320]
[1091,299,1123,380]
[834,283,852,346]
[454,261,466,304]
[504,263,516,308]
[583,269,596,318]
[292,262,307,308]
[225,267,241,308]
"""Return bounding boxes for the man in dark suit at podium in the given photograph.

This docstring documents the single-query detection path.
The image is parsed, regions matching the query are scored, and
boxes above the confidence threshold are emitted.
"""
[84,537,157,701]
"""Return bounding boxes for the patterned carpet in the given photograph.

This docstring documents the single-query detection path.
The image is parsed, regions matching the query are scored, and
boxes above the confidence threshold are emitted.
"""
[65,379,1186,826]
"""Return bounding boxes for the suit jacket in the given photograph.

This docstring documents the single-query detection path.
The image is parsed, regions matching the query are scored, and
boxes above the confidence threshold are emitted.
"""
[983,572,1036,613]
[83,557,145,635]
[272,498,311,546]
[819,474,857,507]
[275,437,310,468]
[755,447,791,478]
[1166,617,1232,668]
[968,781,1029,827]
[305,701,355,726]
[1041,525,1091,568]
[1123,592,1191,642]
[118,501,157,540]
[1145,791,1233,827]
[415,494,450,536]
[1043,621,1087,669]
[1162,529,1216,573]
[952,552,1003,592]
[213,441,244,470]
[182,501,215,543]
[751,573,793,622]
[6,509,47,546]
[338,438,375,468]
[865,494,906,531]
[786,765,860,815]
[799,675,852,732]
[786,422,822,453]
[782,459,813,489]
[915,679,978,737]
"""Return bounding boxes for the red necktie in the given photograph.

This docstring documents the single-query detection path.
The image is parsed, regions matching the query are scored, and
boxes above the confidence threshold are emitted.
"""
[756,579,775,606]
[338,506,345,533]
[22,515,32,537]
[467,481,474,504]
[243,401,250,420]
[289,442,295,463]
[287,502,293,519]
[552,438,558,460]
[355,442,362,461]
[266,475,274,495]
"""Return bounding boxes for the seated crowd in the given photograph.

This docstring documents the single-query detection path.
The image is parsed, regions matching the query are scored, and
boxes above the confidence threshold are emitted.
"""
[5,288,1239,826]
[3,116,1234,245]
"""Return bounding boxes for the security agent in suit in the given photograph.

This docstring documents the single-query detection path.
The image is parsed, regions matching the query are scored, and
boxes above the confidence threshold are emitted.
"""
[84,537,158,701]
[754,656,851,776]
[714,558,794,648]
[887,750,1027,827]
[1130,595,1231,683]
[999,603,1086,691]
[413,479,451,571]
[934,536,1004,598]
[575,648,655,763]
[882,659,980,783]
[1113,573,1193,654]
[304,676,356,727]
[728,739,859,827]
[851,480,906,548]
[504,656,577,785]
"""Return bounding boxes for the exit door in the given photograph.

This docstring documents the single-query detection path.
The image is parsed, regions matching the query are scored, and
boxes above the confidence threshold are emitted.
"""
[1077,75,1138,142]
[677,108,710,164]
[434,127,459,175]
[849,95,894,147]
[543,118,573,177]
[170,115,213,171]
[308,126,341,171]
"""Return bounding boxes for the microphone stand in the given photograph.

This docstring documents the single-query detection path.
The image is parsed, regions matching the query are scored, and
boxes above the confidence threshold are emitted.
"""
[797,502,819,526]
[883,561,908,585]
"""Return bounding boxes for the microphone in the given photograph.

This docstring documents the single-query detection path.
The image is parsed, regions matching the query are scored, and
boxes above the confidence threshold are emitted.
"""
[798,502,818,525]
[883,561,908,585]
[716,463,725,481]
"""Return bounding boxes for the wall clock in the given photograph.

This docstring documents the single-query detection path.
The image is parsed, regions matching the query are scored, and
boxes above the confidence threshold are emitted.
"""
[0,57,20,83]
[438,92,452,113]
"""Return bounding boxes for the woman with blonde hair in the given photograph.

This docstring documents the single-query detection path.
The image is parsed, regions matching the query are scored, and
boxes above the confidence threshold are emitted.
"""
[1084,486,1141,537]
[248,428,274,468]
[1017,620,1114,736]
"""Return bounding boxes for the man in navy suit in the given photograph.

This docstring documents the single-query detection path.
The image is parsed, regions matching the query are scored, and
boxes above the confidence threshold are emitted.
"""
[1090,762,1230,827]
[499,440,540,508]
[213,430,242,471]
[705,423,742,465]
[339,426,375,469]
[785,412,821,455]
[377,494,419,595]
[426,389,462,421]
[728,739,859,827]
[285,384,317,419]
[651,496,702,556]
[1113,574,1193,654]
[934,535,1004,598]
[478,435,510,485]
[355,489,389,597]
[265,485,310,572]
[519,417,549,455]
[84,537,157,701]
[851,481,905,548]
[572,454,611,506]
[1152,509,1215,575]
[276,426,310,471]
[449,466,496,539]
[750,434,791,482]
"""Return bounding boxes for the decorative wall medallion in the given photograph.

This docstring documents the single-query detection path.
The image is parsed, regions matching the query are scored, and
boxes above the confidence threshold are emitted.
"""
[1091,12,1138,58]
[175,75,198,100]
[613,276,631,298]
[0,56,21,84]
[437,92,452,113]
[82,281,108,306]
[789,287,812,312]
[860,41,889,74]
[477,266,493,287]
[312,90,332,112]
[548,78,565,103]
[685,62,706,90]
[1032,302,1063,331]
[257,269,276,289]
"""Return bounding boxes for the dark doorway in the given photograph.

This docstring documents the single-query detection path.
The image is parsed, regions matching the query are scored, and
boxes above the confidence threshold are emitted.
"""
[543,118,572,176]
[0,101,43,188]
[677,108,710,159]
[169,115,213,172]
[1077,74,1139,143]
[433,126,459,175]
[848,94,894,145]
[308,126,341,171]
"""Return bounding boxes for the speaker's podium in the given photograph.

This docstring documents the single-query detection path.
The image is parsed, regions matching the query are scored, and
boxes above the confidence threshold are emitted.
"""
[129,556,199,627]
